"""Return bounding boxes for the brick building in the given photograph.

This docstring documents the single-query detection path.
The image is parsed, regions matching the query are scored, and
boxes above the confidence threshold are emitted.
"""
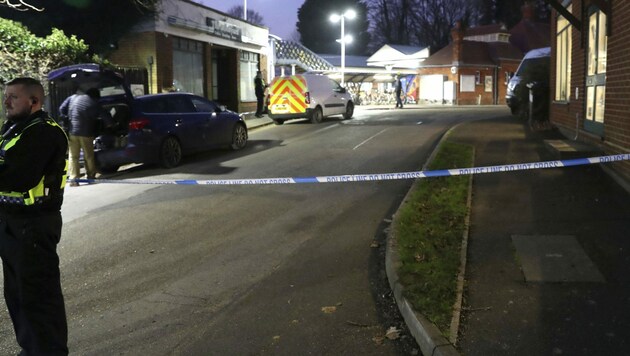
[548,0,630,180]
[416,3,549,106]
[107,0,268,114]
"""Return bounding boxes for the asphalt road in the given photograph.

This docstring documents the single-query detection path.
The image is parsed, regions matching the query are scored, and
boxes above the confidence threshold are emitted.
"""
[0,106,510,355]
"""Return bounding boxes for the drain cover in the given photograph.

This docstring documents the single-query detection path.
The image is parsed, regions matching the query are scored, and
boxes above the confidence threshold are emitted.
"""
[511,235,605,282]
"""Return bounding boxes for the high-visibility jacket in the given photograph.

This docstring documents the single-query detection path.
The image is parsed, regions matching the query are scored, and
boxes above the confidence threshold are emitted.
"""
[0,116,68,207]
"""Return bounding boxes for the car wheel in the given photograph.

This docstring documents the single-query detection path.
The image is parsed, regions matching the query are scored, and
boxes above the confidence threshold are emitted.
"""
[160,136,182,168]
[343,102,354,120]
[230,123,248,150]
[273,119,285,125]
[310,107,323,124]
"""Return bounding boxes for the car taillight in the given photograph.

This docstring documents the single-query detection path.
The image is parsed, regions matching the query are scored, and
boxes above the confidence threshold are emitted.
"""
[129,118,150,130]
[305,92,311,104]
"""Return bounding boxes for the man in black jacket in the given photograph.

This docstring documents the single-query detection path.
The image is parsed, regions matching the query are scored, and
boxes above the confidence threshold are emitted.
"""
[59,87,113,185]
[1,77,69,355]
[254,70,266,118]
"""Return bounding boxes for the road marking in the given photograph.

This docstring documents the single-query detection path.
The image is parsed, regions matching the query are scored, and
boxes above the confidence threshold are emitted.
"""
[283,124,339,145]
[353,128,389,150]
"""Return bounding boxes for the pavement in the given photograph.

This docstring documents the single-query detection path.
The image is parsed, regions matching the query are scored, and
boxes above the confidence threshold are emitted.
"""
[387,114,630,356]
[241,111,274,130]
[244,108,630,355]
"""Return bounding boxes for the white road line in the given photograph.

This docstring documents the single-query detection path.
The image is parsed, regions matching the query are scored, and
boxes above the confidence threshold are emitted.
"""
[283,123,339,145]
[353,128,389,150]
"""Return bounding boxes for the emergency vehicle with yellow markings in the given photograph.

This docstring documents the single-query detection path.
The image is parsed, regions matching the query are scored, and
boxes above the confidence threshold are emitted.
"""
[267,73,354,125]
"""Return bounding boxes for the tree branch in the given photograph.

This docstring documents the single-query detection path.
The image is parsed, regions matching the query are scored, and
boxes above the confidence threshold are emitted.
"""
[0,0,44,11]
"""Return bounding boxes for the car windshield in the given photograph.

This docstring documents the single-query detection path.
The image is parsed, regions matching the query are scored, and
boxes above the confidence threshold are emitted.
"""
[100,85,127,97]
[516,57,549,78]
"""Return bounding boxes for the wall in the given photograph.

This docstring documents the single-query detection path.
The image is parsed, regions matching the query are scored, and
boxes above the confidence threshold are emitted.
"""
[108,32,158,92]
[602,0,630,178]
[550,1,630,180]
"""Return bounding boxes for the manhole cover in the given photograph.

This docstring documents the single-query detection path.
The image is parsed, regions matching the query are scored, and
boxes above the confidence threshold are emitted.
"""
[511,235,605,282]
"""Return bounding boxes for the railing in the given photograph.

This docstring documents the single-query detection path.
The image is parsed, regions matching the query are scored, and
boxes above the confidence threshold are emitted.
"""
[271,39,335,73]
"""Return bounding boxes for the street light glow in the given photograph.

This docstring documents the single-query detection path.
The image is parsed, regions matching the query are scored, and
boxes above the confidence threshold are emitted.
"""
[344,9,356,19]
[336,35,353,44]
[330,9,356,86]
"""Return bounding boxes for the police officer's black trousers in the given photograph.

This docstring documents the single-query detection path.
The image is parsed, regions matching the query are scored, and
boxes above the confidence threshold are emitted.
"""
[0,213,68,356]
[255,95,264,116]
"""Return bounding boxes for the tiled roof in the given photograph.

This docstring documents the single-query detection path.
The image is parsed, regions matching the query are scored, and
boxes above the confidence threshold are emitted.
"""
[420,40,522,67]
[465,23,508,37]
[487,41,524,62]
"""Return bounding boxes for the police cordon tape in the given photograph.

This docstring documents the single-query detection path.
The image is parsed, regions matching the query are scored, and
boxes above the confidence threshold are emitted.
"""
[72,154,630,186]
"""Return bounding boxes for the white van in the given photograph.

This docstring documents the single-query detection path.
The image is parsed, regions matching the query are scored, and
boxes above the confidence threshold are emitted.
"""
[267,73,354,125]
[506,47,550,115]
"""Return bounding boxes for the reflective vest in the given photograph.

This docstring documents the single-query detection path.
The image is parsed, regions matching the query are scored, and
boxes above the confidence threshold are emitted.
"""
[0,117,68,206]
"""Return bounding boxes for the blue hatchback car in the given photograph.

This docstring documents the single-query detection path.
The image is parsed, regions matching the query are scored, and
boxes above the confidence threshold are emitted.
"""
[48,64,248,172]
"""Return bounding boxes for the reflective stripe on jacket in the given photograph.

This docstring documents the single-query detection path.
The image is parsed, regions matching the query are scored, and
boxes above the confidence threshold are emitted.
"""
[0,118,68,206]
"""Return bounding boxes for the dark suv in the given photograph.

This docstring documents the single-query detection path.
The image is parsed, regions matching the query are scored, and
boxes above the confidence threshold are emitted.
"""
[48,64,247,172]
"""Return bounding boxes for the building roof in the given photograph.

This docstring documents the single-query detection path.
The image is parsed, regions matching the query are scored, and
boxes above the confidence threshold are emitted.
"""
[272,39,335,72]
[465,23,509,37]
[387,44,427,56]
[319,54,370,68]
[420,40,522,67]
[366,44,430,69]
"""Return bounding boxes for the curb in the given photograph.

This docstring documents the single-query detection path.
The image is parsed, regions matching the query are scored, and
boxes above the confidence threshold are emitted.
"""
[385,123,473,356]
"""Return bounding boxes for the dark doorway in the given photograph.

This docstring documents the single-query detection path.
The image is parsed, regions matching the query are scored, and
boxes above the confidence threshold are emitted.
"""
[211,47,238,111]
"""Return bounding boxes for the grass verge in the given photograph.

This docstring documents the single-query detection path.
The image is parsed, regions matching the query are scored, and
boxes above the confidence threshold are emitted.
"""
[394,140,474,335]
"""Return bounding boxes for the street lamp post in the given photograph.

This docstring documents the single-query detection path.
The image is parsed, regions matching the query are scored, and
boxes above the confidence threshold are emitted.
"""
[330,9,356,86]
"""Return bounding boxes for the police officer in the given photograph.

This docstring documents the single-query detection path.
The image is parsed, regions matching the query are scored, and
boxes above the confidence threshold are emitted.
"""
[1,77,69,355]
[254,70,266,118]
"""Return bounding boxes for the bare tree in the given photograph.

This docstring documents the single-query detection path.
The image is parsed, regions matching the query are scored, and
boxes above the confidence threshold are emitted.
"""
[0,0,43,11]
[367,0,414,49]
[410,0,474,50]
[0,0,157,12]
[367,0,473,51]
[226,5,265,26]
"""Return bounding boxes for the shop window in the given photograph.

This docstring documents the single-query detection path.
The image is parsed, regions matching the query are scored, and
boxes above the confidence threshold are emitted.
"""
[555,4,572,101]
[240,51,259,102]
[585,7,607,133]
[173,38,204,96]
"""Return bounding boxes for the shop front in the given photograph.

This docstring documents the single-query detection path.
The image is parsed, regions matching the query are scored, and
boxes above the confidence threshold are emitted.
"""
[107,0,268,113]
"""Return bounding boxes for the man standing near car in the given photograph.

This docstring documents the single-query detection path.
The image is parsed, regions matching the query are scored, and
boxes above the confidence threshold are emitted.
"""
[254,70,267,118]
[59,87,112,185]
[1,77,69,355]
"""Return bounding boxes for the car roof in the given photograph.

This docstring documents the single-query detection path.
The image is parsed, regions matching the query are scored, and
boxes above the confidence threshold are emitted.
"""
[523,47,551,59]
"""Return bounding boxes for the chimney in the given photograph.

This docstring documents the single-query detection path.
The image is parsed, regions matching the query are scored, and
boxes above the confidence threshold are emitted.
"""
[451,21,463,65]
[521,1,534,21]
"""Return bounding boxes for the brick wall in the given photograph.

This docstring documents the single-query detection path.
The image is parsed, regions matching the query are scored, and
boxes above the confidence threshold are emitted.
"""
[603,0,630,178]
[417,60,520,106]
[108,32,157,93]
[550,1,630,180]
